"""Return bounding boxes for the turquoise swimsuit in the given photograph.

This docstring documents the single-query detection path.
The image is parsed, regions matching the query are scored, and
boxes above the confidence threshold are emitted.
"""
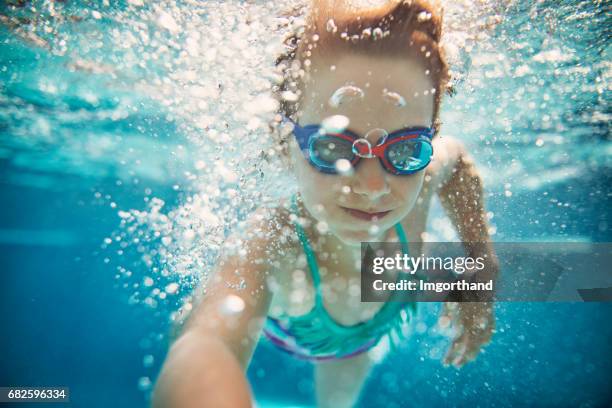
[263,197,416,361]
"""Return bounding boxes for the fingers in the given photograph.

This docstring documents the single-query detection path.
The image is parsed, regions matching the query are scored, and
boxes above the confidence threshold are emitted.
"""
[462,347,481,363]
[455,336,485,367]
[443,328,492,368]
[441,303,495,369]
[443,332,468,368]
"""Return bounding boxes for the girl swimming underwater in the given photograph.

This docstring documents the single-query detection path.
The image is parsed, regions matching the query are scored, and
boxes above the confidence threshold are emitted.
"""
[153,0,497,406]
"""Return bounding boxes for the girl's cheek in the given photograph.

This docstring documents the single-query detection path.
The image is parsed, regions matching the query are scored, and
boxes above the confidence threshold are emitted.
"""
[393,172,425,204]
[293,158,334,198]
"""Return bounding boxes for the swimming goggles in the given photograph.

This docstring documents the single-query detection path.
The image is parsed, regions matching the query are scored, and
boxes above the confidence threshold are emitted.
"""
[285,117,434,175]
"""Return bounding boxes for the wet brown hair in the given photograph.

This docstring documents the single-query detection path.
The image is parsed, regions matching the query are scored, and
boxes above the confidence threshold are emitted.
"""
[272,0,450,152]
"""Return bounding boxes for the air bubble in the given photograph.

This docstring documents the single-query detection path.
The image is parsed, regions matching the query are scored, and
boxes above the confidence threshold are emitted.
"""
[281,91,299,102]
[417,11,432,22]
[165,282,179,294]
[219,294,245,315]
[138,377,152,391]
[335,159,354,176]
[326,19,338,33]
[321,115,350,133]
[143,354,154,368]
[328,86,364,108]
[382,89,407,107]
[156,11,179,33]
[372,27,383,40]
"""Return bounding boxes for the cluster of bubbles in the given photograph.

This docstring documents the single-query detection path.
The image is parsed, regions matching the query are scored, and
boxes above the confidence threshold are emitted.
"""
[74,8,316,382]
[441,0,610,192]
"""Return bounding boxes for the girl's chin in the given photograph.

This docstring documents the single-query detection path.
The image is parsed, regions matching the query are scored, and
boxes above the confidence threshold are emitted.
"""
[331,225,393,246]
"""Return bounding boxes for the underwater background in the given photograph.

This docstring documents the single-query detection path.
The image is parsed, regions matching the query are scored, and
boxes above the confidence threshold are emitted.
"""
[1,0,610,407]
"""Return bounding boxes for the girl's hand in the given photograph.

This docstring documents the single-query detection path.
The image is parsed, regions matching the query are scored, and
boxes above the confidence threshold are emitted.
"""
[440,302,494,368]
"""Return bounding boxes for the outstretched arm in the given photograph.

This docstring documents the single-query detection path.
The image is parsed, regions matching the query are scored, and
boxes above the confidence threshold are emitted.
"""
[152,208,284,407]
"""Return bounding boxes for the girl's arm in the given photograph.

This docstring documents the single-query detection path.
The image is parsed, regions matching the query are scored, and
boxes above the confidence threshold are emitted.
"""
[434,137,498,368]
[151,331,253,408]
[152,208,285,407]
[435,136,498,273]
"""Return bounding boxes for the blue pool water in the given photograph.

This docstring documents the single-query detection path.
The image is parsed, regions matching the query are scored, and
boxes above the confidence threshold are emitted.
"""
[1,0,610,407]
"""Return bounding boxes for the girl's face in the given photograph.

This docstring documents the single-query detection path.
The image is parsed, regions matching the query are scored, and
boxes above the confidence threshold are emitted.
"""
[289,53,435,246]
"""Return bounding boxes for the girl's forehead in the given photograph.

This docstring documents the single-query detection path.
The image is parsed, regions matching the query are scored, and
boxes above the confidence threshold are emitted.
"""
[299,54,435,130]
[305,53,431,92]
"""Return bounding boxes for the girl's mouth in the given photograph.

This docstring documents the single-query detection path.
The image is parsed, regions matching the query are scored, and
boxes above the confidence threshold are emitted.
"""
[340,206,392,221]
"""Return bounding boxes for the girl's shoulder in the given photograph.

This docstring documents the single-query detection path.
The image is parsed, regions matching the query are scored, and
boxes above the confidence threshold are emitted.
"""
[243,197,296,238]
[427,134,469,189]
[237,198,301,268]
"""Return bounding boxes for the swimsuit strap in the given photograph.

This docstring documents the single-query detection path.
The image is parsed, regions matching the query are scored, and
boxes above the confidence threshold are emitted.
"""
[395,222,410,254]
[291,195,323,303]
[290,194,410,305]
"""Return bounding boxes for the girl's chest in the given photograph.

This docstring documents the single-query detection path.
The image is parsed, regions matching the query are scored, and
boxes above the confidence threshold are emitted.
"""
[268,194,433,325]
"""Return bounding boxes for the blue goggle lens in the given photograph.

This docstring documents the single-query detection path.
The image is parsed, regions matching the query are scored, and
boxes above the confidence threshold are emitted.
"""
[386,139,433,173]
[309,135,355,168]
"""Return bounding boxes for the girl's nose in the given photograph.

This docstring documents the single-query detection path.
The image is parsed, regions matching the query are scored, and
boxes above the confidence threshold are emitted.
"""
[349,158,390,200]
